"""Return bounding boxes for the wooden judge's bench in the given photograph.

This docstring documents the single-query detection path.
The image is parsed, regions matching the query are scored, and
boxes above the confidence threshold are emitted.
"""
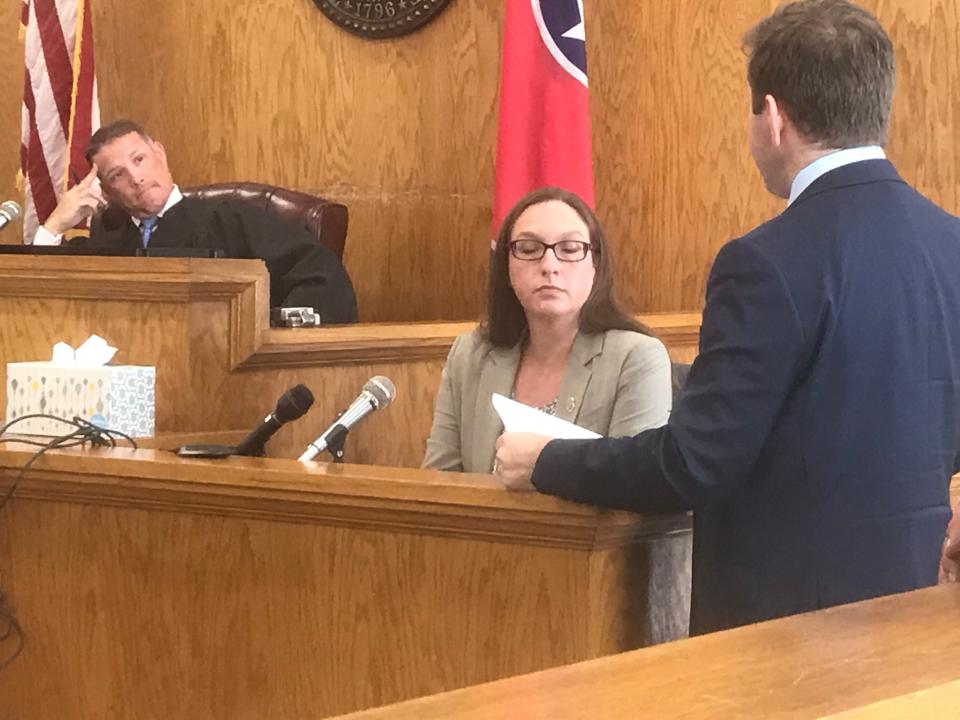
[0,255,698,718]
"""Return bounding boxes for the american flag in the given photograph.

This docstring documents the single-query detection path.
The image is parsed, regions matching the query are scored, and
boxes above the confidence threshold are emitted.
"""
[19,0,100,242]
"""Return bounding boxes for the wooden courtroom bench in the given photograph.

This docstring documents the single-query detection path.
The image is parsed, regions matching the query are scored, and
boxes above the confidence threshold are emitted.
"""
[0,255,700,467]
[330,583,960,720]
[822,679,960,719]
[0,443,692,718]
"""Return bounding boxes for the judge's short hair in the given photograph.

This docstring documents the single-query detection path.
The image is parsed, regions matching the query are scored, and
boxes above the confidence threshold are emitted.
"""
[85,120,154,163]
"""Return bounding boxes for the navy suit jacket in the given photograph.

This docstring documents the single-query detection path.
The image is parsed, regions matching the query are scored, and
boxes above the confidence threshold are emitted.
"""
[532,160,960,634]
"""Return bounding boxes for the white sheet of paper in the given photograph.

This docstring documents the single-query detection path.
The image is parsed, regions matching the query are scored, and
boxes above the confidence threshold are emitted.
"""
[492,393,601,440]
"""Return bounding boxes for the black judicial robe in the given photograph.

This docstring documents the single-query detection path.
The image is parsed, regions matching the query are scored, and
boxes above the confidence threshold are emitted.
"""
[72,197,358,323]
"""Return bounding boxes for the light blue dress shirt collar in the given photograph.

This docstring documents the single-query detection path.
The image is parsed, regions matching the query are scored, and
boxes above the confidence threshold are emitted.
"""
[788,146,886,206]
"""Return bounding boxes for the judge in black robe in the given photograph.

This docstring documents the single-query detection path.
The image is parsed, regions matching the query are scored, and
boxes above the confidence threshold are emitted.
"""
[83,196,358,322]
[38,119,357,324]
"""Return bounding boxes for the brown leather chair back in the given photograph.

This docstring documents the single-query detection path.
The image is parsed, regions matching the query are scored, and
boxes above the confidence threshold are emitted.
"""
[182,182,348,259]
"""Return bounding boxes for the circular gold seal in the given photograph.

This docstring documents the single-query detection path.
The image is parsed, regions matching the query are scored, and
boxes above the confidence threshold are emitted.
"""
[313,0,454,39]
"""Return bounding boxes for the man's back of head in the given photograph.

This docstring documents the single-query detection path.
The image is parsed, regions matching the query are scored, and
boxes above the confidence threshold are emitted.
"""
[744,0,895,150]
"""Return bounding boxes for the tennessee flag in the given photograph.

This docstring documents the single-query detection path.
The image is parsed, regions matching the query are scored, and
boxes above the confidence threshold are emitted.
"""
[492,0,595,235]
[19,0,100,242]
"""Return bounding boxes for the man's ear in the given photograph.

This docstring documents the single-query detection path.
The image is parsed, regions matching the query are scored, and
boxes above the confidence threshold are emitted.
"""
[762,94,786,148]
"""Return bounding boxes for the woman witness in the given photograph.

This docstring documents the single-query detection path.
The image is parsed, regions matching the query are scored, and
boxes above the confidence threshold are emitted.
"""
[423,187,672,473]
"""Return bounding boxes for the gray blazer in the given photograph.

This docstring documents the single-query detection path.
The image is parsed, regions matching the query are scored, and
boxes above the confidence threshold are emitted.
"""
[423,329,672,473]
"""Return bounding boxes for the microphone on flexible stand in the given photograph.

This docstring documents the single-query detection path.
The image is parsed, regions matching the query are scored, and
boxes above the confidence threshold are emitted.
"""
[298,376,396,463]
[175,385,314,459]
[235,385,315,456]
[0,201,21,232]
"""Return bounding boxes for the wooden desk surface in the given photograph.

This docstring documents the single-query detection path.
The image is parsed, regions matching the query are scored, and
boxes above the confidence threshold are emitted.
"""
[334,584,960,720]
[822,679,960,719]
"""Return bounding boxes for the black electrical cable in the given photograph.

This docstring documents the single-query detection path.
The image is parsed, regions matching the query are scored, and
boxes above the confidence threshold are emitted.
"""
[0,414,138,671]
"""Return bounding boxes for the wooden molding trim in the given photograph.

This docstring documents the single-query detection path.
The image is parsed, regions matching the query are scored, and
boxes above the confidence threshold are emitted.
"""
[0,446,690,550]
[241,322,478,367]
[242,312,703,368]
[0,255,267,302]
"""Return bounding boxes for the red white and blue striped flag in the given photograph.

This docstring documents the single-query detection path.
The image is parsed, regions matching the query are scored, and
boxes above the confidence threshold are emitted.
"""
[493,0,595,235]
[19,0,100,242]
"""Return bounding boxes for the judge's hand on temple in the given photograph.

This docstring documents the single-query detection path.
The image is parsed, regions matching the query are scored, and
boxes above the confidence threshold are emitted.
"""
[42,165,104,235]
[940,503,960,583]
[493,432,552,491]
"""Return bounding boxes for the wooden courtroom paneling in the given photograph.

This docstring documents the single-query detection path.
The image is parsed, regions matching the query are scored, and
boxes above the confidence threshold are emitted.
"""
[87,0,501,324]
[332,584,960,720]
[1,2,956,323]
[0,444,692,718]
[0,256,700,468]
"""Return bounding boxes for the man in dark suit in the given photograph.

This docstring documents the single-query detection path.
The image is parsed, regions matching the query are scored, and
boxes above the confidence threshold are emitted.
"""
[495,0,960,634]
[35,120,357,323]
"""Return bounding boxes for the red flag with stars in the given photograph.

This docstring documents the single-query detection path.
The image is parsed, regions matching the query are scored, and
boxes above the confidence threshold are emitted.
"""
[493,0,595,235]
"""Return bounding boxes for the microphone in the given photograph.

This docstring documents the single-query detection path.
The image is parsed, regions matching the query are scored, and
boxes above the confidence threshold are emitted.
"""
[0,201,21,231]
[298,376,396,462]
[235,384,315,456]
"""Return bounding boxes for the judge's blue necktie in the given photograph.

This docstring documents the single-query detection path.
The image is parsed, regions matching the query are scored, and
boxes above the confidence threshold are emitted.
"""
[139,216,158,248]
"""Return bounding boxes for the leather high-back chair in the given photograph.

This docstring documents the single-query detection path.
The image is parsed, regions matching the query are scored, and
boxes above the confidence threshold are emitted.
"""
[182,182,348,260]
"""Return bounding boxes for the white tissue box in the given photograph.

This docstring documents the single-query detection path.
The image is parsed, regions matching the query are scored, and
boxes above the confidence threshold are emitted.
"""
[5,362,156,437]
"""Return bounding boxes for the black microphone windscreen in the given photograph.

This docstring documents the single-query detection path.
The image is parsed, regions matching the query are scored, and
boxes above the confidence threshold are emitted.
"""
[274,384,315,423]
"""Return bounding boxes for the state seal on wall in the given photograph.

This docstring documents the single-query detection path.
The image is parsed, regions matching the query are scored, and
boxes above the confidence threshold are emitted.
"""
[313,0,454,39]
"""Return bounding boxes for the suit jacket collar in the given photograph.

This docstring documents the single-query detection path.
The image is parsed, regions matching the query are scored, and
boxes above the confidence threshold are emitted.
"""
[469,331,604,472]
[792,158,905,208]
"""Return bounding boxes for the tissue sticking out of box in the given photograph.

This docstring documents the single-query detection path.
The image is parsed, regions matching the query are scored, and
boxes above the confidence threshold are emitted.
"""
[51,334,118,366]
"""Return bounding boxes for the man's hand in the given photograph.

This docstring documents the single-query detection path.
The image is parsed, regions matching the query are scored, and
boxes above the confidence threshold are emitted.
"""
[493,432,552,491]
[939,502,960,583]
[42,165,104,235]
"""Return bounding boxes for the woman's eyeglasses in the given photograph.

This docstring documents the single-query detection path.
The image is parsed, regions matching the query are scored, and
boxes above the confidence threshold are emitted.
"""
[508,239,593,262]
